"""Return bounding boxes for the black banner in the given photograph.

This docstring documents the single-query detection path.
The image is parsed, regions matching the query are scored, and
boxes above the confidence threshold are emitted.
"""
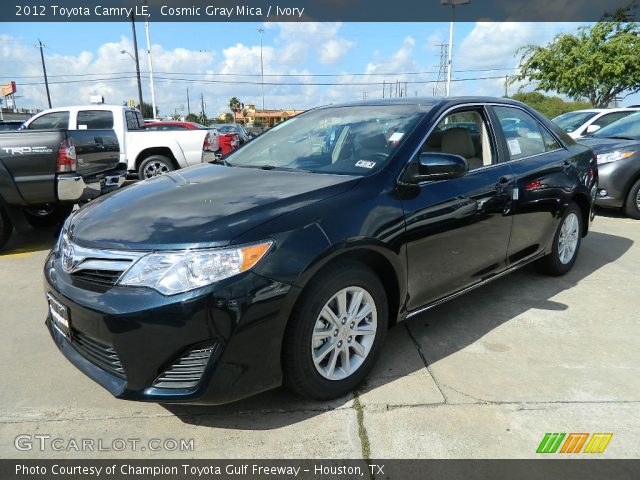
[4,0,640,22]
[2,459,640,480]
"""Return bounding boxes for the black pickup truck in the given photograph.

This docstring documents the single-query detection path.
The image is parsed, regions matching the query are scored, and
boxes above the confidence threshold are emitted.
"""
[0,129,126,249]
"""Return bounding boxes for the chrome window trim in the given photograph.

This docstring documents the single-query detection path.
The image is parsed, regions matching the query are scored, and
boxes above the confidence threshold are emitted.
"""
[399,102,503,185]
[398,102,568,185]
[491,104,567,161]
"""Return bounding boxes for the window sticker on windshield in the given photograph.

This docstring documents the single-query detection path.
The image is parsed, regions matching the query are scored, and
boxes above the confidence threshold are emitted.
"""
[507,138,521,156]
[388,132,404,142]
[356,160,376,169]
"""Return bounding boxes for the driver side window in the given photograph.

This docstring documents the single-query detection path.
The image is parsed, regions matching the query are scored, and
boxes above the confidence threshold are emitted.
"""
[419,109,495,171]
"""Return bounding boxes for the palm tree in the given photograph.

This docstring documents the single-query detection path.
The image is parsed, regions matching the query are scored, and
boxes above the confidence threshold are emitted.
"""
[229,97,241,123]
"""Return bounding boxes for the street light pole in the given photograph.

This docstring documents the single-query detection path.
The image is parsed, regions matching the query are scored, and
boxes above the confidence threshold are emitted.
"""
[258,28,265,112]
[144,13,158,119]
[441,0,471,97]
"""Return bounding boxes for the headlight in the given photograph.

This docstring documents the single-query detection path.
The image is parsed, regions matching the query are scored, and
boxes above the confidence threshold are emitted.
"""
[118,241,273,295]
[596,150,635,165]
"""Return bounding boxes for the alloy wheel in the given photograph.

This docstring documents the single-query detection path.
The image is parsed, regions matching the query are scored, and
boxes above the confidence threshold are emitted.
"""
[558,212,579,265]
[143,161,170,179]
[311,286,377,381]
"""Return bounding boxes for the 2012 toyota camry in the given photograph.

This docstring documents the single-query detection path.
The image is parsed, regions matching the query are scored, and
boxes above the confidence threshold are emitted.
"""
[44,97,597,404]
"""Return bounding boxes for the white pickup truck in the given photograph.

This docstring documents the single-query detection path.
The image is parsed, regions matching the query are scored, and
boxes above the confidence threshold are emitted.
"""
[22,105,217,179]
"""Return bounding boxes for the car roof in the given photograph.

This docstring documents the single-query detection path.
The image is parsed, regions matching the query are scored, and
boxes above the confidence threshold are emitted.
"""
[314,96,540,110]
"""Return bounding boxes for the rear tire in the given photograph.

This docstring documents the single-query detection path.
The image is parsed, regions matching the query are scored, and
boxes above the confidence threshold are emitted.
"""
[283,261,388,400]
[0,204,13,250]
[539,202,582,276]
[23,203,73,228]
[623,178,640,220]
[138,155,175,180]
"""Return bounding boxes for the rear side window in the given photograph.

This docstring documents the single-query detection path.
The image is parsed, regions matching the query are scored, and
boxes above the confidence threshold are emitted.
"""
[592,111,632,129]
[27,111,69,130]
[77,110,114,129]
[125,111,143,131]
[494,106,559,160]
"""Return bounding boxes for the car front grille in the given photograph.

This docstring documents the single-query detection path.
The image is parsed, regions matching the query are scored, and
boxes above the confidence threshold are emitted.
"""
[57,236,145,290]
[153,345,217,389]
[72,330,126,379]
[71,269,124,286]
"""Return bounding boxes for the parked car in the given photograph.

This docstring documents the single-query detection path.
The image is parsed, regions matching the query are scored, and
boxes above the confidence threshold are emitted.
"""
[44,97,596,404]
[207,127,240,157]
[0,128,125,249]
[579,111,640,219]
[215,123,250,144]
[552,108,640,139]
[0,120,24,131]
[144,121,240,158]
[21,106,217,179]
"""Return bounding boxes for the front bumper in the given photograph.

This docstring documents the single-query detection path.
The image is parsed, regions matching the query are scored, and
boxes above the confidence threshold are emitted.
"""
[43,251,298,405]
[594,157,639,209]
[57,163,127,202]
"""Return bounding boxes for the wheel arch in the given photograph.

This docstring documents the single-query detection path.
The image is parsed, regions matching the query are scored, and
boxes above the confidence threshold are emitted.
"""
[134,147,179,171]
[570,191,591,237]
[293,244,405,329]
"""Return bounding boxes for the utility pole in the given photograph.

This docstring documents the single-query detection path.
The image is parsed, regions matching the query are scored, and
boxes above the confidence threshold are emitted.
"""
[129,13,144,110]
[258,28,265,112]
[504,74,509,97]
[186,88,191,115]
[200,93,206,124]
[144,9,157,119]
[37,39,52,108]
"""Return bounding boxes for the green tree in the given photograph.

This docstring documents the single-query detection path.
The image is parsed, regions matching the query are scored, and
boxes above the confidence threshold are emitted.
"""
[136,102,158,118]
[515,21,640,107]
[507,92,591,119]
[229,97,241,123]
[224,113,234,123]
[185,113,200,123]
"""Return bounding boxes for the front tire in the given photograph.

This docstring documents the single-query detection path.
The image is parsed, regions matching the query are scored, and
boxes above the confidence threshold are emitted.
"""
[138,155,175,180]
[283,261,388,400]
[623,178,640,220]
[539,202,582,276]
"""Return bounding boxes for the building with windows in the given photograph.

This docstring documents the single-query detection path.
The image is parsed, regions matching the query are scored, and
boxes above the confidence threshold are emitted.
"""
[218,104,305,127]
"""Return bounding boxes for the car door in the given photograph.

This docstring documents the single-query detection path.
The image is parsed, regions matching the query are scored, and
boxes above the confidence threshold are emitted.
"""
[400,105,515,311]
[489,105,571,264]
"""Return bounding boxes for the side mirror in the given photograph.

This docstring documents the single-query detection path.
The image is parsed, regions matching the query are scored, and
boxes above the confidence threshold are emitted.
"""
[586,124,600,134]
[415,152,469,181]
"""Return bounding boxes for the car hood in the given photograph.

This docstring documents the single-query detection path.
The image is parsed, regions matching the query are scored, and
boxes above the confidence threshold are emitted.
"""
[68,163,359,250]
[578,137,640,154]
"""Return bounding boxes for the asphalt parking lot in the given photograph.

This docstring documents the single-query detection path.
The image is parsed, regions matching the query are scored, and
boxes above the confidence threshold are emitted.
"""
[1,210,638,459]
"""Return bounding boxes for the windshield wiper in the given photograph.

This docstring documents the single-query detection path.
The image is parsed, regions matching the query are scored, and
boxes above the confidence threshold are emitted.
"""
[210,157,231,166]
[236,164,308,172]
[605,135,636,141]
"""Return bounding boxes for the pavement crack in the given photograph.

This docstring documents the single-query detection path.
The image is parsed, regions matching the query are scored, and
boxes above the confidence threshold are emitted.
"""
[403,322,448,404]
[352,395,371,462]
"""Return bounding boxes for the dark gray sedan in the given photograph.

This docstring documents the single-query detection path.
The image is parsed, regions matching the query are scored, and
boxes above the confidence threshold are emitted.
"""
[581,112,640,219]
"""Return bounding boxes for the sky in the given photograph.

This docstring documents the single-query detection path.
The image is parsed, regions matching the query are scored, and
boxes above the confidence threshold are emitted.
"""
[2,21,639,118]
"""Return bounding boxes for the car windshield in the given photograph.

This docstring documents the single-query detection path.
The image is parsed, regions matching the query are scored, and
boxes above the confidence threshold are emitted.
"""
[592,112,640,139]
[552,111,598,132]
[225,105,427,176]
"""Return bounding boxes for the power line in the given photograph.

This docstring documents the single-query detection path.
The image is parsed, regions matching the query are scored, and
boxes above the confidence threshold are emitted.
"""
[17,74,509,87]
[5,67,522,80]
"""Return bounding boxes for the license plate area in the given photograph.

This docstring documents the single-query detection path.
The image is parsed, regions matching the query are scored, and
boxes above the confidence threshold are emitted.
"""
[47,293,71,339]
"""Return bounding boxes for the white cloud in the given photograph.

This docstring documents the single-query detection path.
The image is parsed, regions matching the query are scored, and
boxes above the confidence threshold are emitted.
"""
[318,38,355,65]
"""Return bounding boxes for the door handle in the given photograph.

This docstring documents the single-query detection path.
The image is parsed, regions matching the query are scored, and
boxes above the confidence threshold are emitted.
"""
[498,176,510,184]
